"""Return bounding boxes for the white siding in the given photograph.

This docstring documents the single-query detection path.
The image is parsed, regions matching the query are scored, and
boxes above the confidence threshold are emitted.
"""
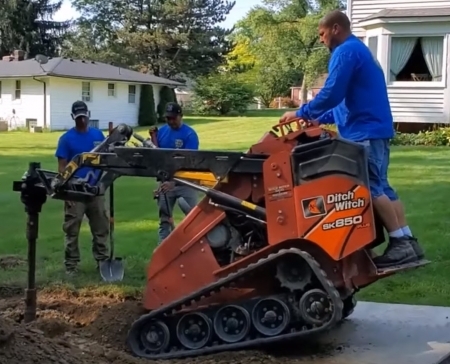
[0,77,50,128]
[349,0,450,36]
[49,77,164,131]
[49,78,140,130]
[388,88,445,122]
[373,27,450,123]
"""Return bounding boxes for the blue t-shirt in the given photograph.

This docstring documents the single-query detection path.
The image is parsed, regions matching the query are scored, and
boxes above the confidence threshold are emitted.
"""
[296,34,394,142]
[157,123,199,149]
[55,127,105,181]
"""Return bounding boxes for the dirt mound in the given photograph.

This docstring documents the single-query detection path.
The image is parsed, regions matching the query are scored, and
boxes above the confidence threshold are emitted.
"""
[0,291,145,349]
[0,289,331,364]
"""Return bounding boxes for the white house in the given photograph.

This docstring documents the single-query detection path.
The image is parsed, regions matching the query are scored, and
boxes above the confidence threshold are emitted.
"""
[0,51,182,130]
[348,1,450,123]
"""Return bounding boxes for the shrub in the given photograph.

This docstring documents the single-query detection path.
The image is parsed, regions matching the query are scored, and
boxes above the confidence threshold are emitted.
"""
[157,86,176,123]
[391,128,450,146]
[320,125,450,146]
[192,73,255,115]
[269,97,299,109]
[138,85,157,126]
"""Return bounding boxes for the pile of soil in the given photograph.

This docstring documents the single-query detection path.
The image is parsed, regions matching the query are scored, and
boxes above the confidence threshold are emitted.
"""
[0,290,149,364]
[0,288,340,364]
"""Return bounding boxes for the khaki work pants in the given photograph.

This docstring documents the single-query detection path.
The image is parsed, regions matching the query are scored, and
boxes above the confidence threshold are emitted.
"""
[63,196,109,268]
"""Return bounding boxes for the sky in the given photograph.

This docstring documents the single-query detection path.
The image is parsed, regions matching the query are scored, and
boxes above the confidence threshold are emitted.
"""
[53,0,263,28]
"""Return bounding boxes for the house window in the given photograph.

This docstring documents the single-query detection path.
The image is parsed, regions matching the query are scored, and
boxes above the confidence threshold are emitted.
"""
[107,83,116,97]
[89,119,99,128]
[14,80,21,100]
[82,81,91,102]
[389,36,444,82]
[128,85,136,103]
[368,36,378,59]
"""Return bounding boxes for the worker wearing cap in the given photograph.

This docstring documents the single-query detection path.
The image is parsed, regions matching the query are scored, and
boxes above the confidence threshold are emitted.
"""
[55,101,109,276]
[153,102,199,244]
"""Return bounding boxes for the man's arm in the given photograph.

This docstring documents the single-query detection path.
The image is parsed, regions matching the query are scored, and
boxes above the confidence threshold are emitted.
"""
[295,51,356,120]
[185,131,199,150]
[55,136,70,173]
[316,110,335,125]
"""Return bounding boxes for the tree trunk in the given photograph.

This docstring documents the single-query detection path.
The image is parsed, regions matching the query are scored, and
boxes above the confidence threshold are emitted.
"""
[300,76,308,105]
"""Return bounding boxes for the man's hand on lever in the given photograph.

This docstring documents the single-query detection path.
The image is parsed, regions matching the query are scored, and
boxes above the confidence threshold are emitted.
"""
[278,111,298,124]
[159,181,175,193]
[278,111,319,129]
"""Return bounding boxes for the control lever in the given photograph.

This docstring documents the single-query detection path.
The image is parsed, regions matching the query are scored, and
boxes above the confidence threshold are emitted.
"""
[133,133,157,148]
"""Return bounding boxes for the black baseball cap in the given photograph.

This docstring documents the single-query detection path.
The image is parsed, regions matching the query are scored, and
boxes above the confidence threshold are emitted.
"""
[72,100,89,118]
[164,102,182,118]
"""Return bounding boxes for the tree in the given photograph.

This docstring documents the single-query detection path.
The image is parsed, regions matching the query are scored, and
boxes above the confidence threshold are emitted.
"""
[192,73,255,115]
[66,0,236,78]
[232,0,343,104]
[61,19,128,65]
[0,0,70,58]
[138,85,157,126]
[225,29,301,107]
[157,86,176,123]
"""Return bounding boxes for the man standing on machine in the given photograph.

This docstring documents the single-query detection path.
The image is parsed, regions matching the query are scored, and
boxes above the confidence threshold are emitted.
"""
[153,102,200,245]
[279,10,424,269]
[55,101,110,275]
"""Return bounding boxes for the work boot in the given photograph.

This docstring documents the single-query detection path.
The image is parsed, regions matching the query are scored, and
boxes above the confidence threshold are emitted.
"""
[372,236,417,268]
[407,236,425,260]
[65,266,78,276]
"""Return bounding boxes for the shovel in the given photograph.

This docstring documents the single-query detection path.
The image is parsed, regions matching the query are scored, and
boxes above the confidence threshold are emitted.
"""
[99,122,124,282]
[99,181,124,282]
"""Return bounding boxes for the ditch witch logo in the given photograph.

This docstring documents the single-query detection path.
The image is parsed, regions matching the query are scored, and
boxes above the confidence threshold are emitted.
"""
[301,191,365,219]
[302,196,327,218]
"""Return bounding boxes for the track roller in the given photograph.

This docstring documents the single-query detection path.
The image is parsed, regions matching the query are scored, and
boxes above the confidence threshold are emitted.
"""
[139,320,170,354]
[213,304,251,343]
[298,288,333,326]
[251,297,291,336]
[176,312,212,350]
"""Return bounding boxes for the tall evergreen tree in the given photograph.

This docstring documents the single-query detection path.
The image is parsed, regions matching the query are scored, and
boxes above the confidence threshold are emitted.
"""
[0,0,70,58]
[64,0,236,78]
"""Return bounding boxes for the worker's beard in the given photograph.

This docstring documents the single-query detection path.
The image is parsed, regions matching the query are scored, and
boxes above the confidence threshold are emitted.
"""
[75,116,89,130]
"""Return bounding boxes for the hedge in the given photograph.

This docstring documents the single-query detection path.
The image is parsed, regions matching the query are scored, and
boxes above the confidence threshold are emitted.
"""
[322,125,450,146]
[138,85,157,126]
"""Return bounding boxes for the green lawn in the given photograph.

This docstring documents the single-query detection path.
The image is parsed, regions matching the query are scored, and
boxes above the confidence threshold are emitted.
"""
[1,109,449,306]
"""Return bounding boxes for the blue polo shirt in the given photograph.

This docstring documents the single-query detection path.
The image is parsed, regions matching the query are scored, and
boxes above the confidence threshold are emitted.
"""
[157,123,199,149]
[296,34,394,142]
[55,127,105,181]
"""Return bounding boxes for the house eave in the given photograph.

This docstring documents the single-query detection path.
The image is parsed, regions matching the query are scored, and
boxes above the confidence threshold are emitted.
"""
[0,73,182,86]
[47,74,182,86]
[0,73,48,78]
[359,16,450,29]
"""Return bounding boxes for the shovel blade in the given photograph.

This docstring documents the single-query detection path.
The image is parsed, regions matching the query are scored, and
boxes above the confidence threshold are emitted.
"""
[99,258,124,282]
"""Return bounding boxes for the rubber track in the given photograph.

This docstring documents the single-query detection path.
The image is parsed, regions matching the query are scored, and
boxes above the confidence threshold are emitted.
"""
[127,248,344,360]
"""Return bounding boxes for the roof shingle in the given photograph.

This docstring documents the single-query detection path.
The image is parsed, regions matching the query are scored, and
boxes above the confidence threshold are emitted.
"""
[362,7,450,21]
[0,57,182,86]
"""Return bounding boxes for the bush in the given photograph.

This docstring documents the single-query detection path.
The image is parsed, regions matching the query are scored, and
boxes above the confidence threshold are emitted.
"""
[269,97,299,109]
[391,128,450,146]
[157,86,176,123]
[138,85,157,126]
[321,125,450,146]
[192,73,255,115]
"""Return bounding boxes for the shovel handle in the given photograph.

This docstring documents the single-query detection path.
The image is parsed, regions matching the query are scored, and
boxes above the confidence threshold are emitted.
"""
[108,122,115,258]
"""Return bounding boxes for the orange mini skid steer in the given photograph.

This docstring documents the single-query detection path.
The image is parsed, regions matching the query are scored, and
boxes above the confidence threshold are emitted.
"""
[12,119,430,360]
